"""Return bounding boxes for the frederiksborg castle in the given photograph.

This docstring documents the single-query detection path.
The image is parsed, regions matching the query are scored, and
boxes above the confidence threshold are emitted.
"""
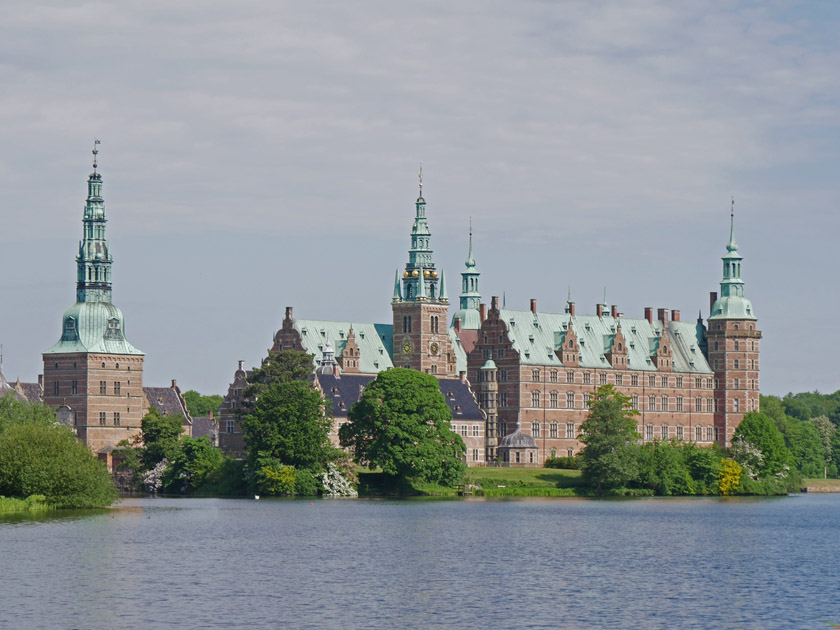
[2,152,761,467]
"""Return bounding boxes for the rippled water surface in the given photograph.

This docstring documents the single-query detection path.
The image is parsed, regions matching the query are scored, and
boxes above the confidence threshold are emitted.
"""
[2,494,839,629]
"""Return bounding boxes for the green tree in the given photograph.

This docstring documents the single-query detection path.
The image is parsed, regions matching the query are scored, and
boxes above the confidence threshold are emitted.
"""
[243,349,314,400]
[0,395,56,433]
[579,384,640,491]
[810,415,836,476]
[181,390,223,418]
[141,408,184,467]
[0,421,117,508]
[637,440,693,495]
[339,368,466,486]
[731,411,792,477]
[161,436,225,494]
[779,417,824,477]
[240,380,334,473]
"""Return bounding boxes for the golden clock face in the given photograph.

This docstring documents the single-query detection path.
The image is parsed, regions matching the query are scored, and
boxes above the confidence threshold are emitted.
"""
[402,340,413,354]
[429,342,439,355]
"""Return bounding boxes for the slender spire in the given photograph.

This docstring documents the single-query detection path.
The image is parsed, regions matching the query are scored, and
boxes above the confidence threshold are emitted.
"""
[417,267,427,300]
[727,196,738,252]
[465,217,476,268]
[76,141,112,303]
[418,162,423,200]
[439,269,448,302]
[392,269,402,302]
[400,167,437,302]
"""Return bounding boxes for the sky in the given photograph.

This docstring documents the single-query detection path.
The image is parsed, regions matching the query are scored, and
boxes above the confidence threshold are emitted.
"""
[1,0,838,397]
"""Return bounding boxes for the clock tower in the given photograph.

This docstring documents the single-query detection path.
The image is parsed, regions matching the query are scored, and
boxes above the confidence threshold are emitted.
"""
[391,169,454,376]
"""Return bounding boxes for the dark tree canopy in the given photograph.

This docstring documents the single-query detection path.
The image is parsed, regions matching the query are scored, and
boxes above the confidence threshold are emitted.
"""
[141,408,185,467]
[181,390,223,418]
[244,349,315,400]
[579,384,640,491]
[240,380,334,472]
[0,395,55,432]
[339,368,466,486]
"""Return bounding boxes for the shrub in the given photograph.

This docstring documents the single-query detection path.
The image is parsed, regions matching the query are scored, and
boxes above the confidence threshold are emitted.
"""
[544,456,580,470]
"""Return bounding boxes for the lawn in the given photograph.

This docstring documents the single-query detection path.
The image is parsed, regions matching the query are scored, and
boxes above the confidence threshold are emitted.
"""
[800,478,840,492]
[465,467,585,496]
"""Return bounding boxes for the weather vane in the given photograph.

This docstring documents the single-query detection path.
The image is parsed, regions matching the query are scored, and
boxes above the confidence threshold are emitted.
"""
[731,195,735,219]
[92,139,100,172]
[418,161,423,196]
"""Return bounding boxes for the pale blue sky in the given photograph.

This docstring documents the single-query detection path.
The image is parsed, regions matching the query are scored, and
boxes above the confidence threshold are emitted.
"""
[1,1,838,396]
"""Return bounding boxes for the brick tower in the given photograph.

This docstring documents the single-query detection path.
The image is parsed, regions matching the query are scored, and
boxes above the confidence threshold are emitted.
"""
[42,142,145,452]
[706,201,761,446]
[391,168,454,376]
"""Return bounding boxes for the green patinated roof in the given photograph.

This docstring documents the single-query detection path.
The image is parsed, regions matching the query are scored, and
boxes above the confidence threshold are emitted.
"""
[294,319,394,373]
[708,296,756,320]
[449,327,468,374]
[44,301,144,356]
[451,308,482,330]
[498,308,712,374]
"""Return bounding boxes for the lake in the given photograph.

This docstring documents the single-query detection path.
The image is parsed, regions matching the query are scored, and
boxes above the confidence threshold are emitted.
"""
[1,494,839,629]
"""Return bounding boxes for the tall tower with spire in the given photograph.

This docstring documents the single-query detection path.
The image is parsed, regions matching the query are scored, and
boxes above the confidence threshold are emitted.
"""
[706,199,761,446]
[391,167,454,375]
[451,220,482,329]
[42,142,146,453]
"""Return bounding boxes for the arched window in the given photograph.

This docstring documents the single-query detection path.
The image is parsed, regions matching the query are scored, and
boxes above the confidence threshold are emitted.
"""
[531,391,541,408]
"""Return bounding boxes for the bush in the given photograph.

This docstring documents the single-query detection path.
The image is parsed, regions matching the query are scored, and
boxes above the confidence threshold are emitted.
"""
[293,469,320,496]
[544,456,580,470]
[0,422,117,508]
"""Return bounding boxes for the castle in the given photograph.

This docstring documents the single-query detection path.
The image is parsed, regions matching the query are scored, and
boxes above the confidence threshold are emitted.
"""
[219,174,761,466]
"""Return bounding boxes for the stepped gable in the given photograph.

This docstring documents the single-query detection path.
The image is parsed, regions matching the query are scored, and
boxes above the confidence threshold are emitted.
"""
[316,372,483,420]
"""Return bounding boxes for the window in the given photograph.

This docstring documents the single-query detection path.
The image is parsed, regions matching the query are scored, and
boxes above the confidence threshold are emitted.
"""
[734,398,740,412]
[71,380,78,395]
[501,422,508,436]
[714,341,719,351]
[472,425,479,437]
[695,397,702,412]
[550,423,558,438]
[714,359,719,369]
[566,371,575,384]
[695,377,701,389]
[734,359,740,369]
[515,452,521,464]
[566,392,575,408]
[498,349,505,359]
[532,369,541,382]
[550,370,558,382]
[99,412,107,426]
[583,392,591,406]
[645,425,654,441]
[532,422,540,438]
[706,427,714,442]
[114,412,120,426]
[499,392,507,407]
[114,381,120,395]
[676,396,683,412]
[567,449,574,458]
[550,392,558,408]
[53,381,59,396]
[648,395,656,410]
[734,378,740,389]
[531,391,541,408]
[661,425,669,440]
[583,372,591,385]
[451,424,459,435]
[631,395,639,410]
[460,425,468,437]
[529,451,535,464]
[661,396,669,411]
[500,370,508,382]
[100,381,107,395]
[708,397,713,411]
[734,340,739,351]
[648,375,656,387]
[599,373,607,385]
[676,376,683,388]
[226,420,235,433]
[676,425,684,440]
[472,449,480,462]
[566,422,575,439]
[695,426,703,442]
[661,376,669,388]
[631,374,639,387]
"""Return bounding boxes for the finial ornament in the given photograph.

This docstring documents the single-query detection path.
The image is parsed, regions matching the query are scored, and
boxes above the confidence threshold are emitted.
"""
[92,139,100,172]
[727,196,738,252]
[418,161,423,197]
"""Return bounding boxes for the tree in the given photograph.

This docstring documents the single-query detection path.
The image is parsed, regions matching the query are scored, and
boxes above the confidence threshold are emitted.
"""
[161,436,225,494]
[779,417,824,477]
[141,408,184,467]
[810,415,836,476]
[181,390,223,418]
[339,368,466,486]
[732,411,792,477]
[243,349,314,400]
[579,384,640,491]
[0,395,55,433]
[0,421,117,508]
[240,380,334,472]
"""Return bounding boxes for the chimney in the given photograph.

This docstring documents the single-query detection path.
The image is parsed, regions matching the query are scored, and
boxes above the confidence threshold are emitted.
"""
[596,304,603,317]
[479,303,487,323]
[709,292,717,316]
[644,307,653,324]
[454,316,461,332]
[285,306,293,321]
[569,301,575,316]
[672,309,680,322]
[611,305,618,318]
[238,360,245,372]
[491,296,499,311]
[657,308,669,326]
[38,374,43,387]
[460,370,467,384]
[171,379,177,389]
[530,298,537,315]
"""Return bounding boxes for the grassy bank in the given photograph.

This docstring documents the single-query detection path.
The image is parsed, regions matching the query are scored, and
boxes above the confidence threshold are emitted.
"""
[801,479,840,492]
[0,495,52,514]
[465,467,586,497]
